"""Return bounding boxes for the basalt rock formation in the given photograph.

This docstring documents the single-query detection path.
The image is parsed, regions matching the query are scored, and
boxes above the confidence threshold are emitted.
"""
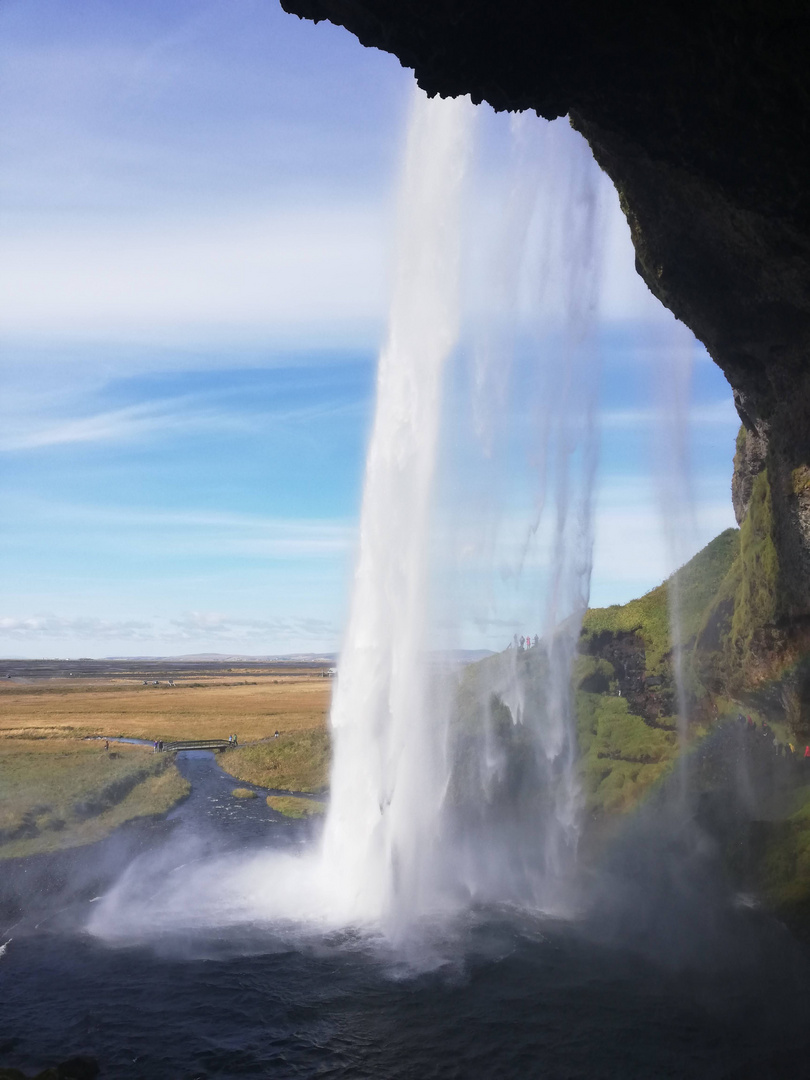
[280,0,810,623]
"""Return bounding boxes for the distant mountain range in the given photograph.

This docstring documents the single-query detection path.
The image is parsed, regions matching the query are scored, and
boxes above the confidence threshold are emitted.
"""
[100,650,494,663]
[100,653,339,663]
[2,649,495,665]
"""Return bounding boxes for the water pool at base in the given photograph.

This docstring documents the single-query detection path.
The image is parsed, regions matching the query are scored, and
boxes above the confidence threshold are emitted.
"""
[3,909,810,1080]
[2,753,810,1080]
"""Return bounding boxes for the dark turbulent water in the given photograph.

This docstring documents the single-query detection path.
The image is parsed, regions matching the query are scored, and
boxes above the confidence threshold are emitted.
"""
[3,752,810,1080]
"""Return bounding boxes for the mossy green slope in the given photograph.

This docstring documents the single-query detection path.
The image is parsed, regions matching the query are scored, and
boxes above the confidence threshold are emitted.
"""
[576,528,740,817]
[575,683,677,815]
[582,527,740,675]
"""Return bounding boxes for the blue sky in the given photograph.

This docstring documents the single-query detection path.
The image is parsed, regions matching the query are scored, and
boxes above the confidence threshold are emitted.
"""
[0,0,739,658]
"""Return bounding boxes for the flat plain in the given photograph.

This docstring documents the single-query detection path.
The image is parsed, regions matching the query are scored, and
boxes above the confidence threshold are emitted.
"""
[0,660,333,855]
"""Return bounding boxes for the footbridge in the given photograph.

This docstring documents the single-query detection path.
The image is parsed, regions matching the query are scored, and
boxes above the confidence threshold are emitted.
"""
[160,738,232,752]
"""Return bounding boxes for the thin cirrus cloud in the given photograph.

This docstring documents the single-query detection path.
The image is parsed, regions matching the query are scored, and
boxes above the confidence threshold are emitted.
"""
[0,390,366,453]
[0,615,153,640]
[169,611,337,641]
[0,396,244,451]
[0,612,337,644]
[0,383,737,457]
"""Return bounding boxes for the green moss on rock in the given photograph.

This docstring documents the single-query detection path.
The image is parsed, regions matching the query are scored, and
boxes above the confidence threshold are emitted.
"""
[695,470,779,695]
[577,691,677,815]
[577,528,740,817]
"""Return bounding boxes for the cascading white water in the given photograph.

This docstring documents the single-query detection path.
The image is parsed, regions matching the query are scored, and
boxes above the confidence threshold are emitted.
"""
[433,115,607,911]
[318,102,607,925]
[316,88,475,927]
[88,87,610,946]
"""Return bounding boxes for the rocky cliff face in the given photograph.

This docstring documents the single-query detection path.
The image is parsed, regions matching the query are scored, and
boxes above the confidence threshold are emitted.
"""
[731,425,767,527]
[281,0,810,620]
[693,430,810,736]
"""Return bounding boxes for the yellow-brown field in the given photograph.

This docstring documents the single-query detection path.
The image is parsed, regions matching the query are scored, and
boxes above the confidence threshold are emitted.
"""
[0,672,332,858]
[0,674,332,743]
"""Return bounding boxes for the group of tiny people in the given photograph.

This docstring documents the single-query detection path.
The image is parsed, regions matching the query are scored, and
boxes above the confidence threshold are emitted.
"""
[736,712,810,759]
[152,739,165,752]
[512,634,540,651]
[228,733,238,746]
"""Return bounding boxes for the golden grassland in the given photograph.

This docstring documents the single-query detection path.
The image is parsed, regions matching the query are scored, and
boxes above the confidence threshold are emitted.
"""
[0,675,331,743]
[266,795,327,819]
[0,674,332,859]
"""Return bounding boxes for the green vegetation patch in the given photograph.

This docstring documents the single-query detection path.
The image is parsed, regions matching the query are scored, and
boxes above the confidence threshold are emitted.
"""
[222,729,330,794]
[583,528,740,677]
[731,470,779,650]
[577,691,677,815]
[695,472,779,694]
[266,795,326,818]
[231,787,257,799]
[573,530,740,816]
[573,655,615,695]
[0,742,189,859]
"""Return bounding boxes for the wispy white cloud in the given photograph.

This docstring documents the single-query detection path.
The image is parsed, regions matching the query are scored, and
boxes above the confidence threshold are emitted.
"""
[0,396,244,451]
[169,611,337,641]
[0,611,338,646]
[0,615,153,640]
[0,389,365,452]
[590,492,737,604]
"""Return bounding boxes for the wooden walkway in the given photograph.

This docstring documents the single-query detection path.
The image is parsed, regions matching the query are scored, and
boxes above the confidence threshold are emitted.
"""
[160,738,232,752]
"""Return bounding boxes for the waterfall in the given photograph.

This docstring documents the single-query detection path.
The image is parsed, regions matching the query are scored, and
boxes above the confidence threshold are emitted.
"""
[87,86,609,947]
[317,88,475,928]
[319,97,607,924]
[434,114,606,911]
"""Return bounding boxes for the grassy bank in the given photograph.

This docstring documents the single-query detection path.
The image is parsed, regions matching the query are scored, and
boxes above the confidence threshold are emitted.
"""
[266,795,327,818]
[0,740,189,859]
[222,730,330,794]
